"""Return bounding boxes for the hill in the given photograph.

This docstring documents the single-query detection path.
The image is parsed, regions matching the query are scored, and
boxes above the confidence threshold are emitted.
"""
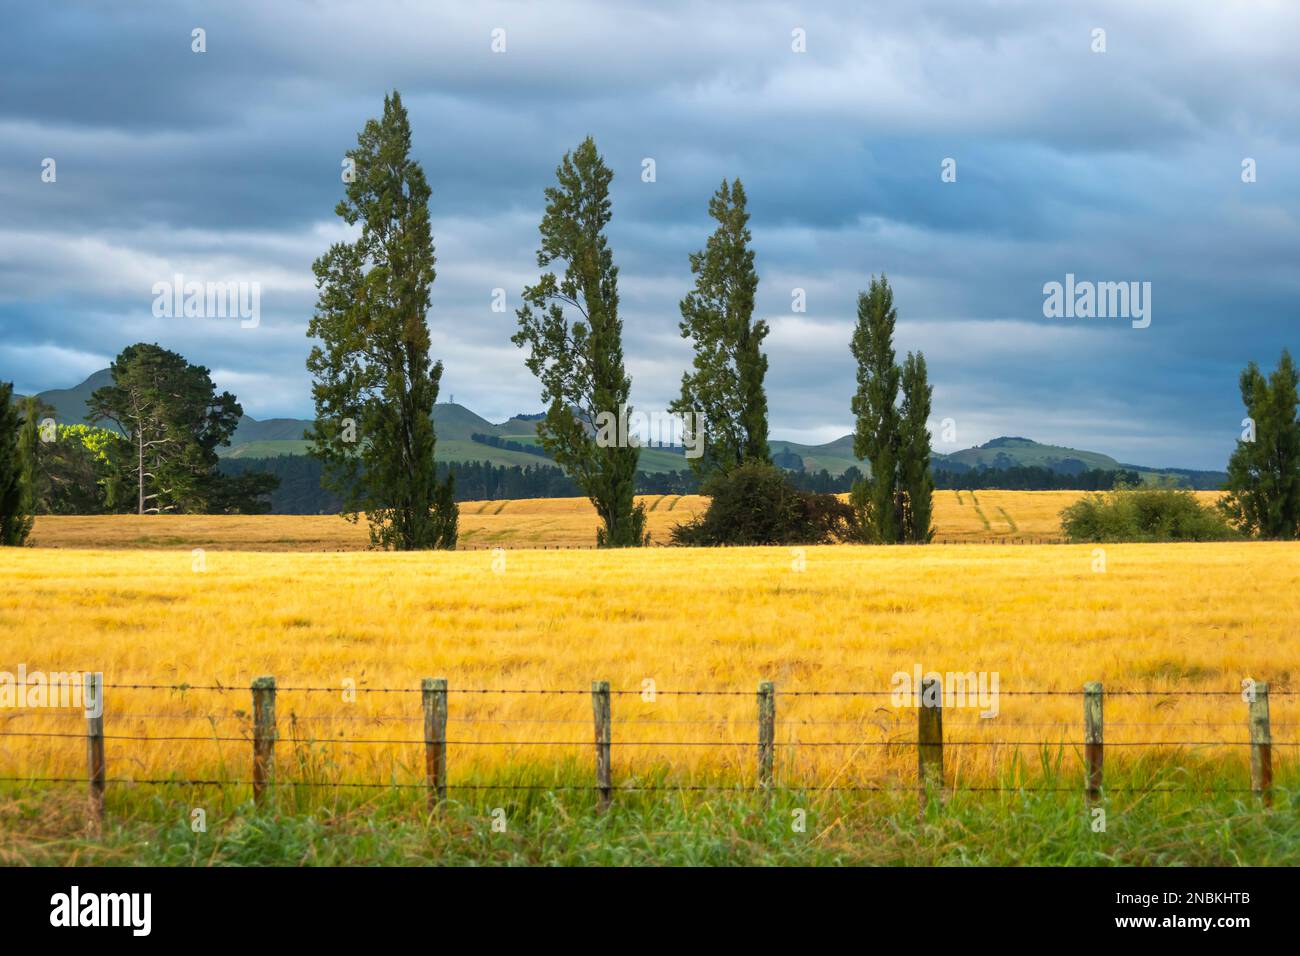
[18,369,1224,485]
[939,436,1120,474]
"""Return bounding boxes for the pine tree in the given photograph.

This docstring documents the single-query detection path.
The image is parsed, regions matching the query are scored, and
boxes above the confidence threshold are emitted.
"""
[1221,350,1300,539]
[671,179,769,475]
[0,383,34,545]
[306,91,457,550]
[849,276,902,543]
[514,137,645,547]
[88,344,262,514]
[899,351,935,542]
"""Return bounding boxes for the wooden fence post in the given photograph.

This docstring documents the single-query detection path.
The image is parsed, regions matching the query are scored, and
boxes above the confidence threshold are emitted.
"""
[917,676,944,810]
[1248,682,1272,807]
[1084,681,1104,803]
[592,680,611,811]
[422,678,448,810]
[84,672,105,833]
[757,681,775,792]
[251,676,276,806]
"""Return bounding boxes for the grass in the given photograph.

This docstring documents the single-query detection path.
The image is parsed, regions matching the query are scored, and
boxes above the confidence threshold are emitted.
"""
[4,770,1296,865]
[996,506,1019,533]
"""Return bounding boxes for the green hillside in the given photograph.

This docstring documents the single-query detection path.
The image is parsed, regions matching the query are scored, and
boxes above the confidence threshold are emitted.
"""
[940,436,1121,474]
[769,435,860,476]
[22,369,1224,485]
[220,439,313,459]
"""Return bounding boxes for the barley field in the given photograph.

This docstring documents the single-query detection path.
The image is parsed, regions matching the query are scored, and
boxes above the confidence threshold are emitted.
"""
[1,535,1293,795]
[24,490,1225,550]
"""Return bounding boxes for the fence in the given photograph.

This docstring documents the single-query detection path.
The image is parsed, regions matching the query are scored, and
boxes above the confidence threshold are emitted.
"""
[1,675,1294,830]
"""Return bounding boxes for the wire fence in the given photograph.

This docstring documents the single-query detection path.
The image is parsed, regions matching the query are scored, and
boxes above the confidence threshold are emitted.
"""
[1,675,1294,827]
[5,680,1289,695]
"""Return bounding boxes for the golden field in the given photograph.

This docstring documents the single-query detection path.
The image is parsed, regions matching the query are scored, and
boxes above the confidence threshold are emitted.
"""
[1,534,1294,792]
[25,490,1225,550]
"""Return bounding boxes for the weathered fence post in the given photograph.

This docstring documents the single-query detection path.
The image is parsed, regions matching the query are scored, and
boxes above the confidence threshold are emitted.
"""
[1248,682,1272,807]
[757,681,775,792]
[251,676,276,806]
[84,672,105,833]
[1084,681,1104,803]
[592,680,611,811]
[917,676,944,811]
[422,677,448,810]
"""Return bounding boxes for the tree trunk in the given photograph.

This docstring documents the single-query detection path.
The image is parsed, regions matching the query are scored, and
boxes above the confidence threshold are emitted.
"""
[137,426,144,515]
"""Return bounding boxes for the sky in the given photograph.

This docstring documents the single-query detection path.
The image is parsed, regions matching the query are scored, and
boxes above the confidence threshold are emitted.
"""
[1,1,1297,470]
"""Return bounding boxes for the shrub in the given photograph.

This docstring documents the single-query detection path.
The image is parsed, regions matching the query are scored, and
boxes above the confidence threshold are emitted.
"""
[670,461,853,546]
[1060,486,1238,542]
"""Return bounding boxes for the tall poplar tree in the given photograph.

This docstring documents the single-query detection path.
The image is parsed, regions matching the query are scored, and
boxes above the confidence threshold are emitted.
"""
[849,276,902,543]
[899,351,935,542]
[306,91,457,550]
[513,137,645,547]
[670,179,769,475]
[0,383,34,545]
[1220,350,1300,539]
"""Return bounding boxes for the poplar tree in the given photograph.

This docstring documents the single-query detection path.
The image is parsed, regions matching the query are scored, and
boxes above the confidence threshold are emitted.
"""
[849,276,902,543]
[1220,350,1300,539]
[513,137,646,547]
[899,351,935,542]
[671,179,769,475]
[306,91,457,550]
[0,383,34,545]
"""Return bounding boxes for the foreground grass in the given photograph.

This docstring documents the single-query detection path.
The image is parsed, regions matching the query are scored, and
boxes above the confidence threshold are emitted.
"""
[4,770,1297,866]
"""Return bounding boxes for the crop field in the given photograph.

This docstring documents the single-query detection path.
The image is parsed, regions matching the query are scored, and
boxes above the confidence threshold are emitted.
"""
[4,496,1296,865]
[24,490,1225,551]
[1,536,1293,790]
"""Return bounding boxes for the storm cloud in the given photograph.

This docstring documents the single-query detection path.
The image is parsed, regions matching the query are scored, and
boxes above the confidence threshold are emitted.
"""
[2,0,1297,468]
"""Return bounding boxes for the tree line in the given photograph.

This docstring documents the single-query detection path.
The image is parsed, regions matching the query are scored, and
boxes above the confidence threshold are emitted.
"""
[3,91,1297,546]
[211,458,1145,514]
[1,345,279,541]
[303,92,937,549]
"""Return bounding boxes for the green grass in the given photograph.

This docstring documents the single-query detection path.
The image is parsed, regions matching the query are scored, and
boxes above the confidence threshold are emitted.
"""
[217,439,313,459]
[996,506,1019,533]
[5,765,1296,866]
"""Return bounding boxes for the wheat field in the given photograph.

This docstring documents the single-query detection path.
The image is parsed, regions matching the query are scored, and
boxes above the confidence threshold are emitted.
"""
[1,532,1293,792]
[25,490,1225,550]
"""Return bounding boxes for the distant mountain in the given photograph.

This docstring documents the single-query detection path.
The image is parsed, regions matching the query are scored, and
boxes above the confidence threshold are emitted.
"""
[17,369,1225,486]
[22,368,113,425]
[939,436,1122,475]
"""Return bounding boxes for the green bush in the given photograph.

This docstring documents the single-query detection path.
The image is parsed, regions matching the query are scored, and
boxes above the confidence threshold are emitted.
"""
[1060,486,1238,542]
[671,461,853,546]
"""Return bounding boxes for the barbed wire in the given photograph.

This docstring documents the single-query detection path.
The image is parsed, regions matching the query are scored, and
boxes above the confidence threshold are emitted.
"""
[0,775,1270,795]
[2,729,1295,747]
[6,681,1293,697]
[1,711,1290,729]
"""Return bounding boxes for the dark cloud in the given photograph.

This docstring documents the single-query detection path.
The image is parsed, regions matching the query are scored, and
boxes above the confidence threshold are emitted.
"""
[1,0,1298,470]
